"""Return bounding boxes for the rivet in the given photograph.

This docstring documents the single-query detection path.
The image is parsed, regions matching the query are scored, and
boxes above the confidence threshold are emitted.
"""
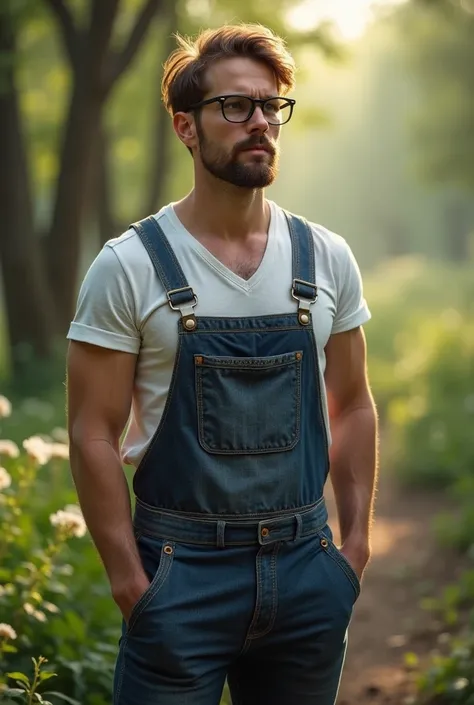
[261,527,270,538]
[195,356,203,365]
[163,545,173,555]
[295,352,302,360]
[184,318,196,330]
[320,538,329,549]
[299,313,309,325]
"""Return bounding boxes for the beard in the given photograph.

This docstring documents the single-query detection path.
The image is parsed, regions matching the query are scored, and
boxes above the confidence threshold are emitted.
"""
[196,121,279,189]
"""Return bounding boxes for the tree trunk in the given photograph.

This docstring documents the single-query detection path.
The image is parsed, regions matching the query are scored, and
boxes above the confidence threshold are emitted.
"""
[144,2,178,214]
[0,11,57,370]
[46,67,105,334]
[96,123,116,246]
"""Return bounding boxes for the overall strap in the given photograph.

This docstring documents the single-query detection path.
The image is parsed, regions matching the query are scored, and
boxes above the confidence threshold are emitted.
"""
[284,211,318,326]
[130,215,198,331]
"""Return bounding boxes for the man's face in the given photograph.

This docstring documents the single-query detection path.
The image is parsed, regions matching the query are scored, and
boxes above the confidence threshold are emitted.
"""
[193,58,282,189]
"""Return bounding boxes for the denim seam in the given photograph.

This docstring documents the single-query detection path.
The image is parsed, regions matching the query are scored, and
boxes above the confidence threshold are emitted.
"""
[113,638,127,705]
[135,334,183,469]
[195,356,301,455]
[309,326,330,471]
[241,548,264,651]
[182,325,303,335]
[323,539,360,599]
[135,497,325,519]
[247,541,281,640]
[126,540,175,634]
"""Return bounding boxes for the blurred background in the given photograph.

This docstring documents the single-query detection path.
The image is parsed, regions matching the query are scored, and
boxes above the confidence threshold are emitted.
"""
[0,1,473,704]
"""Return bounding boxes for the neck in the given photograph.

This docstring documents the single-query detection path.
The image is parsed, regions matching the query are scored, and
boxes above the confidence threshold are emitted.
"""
[174,171,270,241]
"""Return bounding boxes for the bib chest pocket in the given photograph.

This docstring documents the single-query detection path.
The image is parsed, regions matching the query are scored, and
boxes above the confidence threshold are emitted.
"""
[195,351,303,455]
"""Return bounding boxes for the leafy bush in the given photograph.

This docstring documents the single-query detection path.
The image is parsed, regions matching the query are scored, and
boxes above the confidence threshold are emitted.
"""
[386,312,474,489]
[0,398,119,705]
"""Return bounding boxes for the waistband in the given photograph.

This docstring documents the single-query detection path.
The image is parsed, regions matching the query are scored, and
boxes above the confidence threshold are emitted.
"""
[133,497,328,547]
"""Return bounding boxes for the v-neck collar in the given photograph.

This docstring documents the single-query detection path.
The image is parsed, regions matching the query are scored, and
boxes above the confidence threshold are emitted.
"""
[163,201,277,293]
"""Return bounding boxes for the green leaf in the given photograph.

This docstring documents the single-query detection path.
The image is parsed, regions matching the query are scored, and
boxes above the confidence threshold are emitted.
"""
[3,644,18,653]
[3,688,26,699]
[6,673,30,687]
[39,672,57,683]
[43,693,81,705]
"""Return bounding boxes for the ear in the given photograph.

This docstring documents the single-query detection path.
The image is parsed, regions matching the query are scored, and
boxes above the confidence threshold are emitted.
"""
[173,111,198,151]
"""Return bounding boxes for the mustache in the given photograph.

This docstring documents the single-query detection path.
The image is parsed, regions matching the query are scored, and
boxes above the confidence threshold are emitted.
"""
[234,136,276,156]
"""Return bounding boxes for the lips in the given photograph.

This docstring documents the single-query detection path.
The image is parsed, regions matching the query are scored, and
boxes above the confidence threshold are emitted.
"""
[241,146,272,154]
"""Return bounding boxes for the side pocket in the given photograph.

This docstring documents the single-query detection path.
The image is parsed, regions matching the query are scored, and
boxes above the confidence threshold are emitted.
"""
[318,533,361,601]
[127,537,175,635]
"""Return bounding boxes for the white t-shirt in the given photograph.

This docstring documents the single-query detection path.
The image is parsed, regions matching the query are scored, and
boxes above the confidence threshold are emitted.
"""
[67,200,371,467]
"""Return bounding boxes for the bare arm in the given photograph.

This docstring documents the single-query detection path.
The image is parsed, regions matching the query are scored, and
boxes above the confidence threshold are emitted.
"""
[324,326,378,576]
[67,340,149,620]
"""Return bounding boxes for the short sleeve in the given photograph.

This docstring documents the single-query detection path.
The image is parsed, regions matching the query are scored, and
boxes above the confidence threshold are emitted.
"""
[332,242,371,334]
[67,245,140,353]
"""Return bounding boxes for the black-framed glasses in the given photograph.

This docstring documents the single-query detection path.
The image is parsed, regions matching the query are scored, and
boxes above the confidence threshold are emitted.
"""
[186,95,296,126]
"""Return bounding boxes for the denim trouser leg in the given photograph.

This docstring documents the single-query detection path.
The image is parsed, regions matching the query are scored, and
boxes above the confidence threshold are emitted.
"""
[113,525,359,705]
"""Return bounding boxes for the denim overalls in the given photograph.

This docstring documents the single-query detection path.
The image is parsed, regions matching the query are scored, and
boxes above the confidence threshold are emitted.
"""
[113,212,360,705]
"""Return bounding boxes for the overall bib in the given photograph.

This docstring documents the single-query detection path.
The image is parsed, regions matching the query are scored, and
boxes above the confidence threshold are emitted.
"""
[113,212,360,705]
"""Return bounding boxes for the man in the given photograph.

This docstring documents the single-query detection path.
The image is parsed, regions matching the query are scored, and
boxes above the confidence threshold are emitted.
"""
[67,23,378,705]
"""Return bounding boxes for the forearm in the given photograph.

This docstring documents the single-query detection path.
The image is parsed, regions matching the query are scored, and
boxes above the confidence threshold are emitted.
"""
[70,438,146,593]
[328,400,378,552]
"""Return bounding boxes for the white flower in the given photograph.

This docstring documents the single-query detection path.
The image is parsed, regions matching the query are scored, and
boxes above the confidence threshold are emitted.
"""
[0,467,12,491]
[50,507,87,538]
[43,601,60,614]
[0,440,20,458]
[23,602,35,615]
[49,442,69,460]
[22,436,52,465]
[33,610,46,623]
[0,396,12,418]
[0,623,17,640]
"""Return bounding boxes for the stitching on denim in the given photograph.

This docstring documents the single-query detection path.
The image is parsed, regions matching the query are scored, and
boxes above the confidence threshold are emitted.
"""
[142,217,190,292]
[113,637,127,705]
[195,355,302,455]
[135,334,183,470]
[241,548,264,650]
[248,541,281,639]
[187,324,303,334]
[323,539,360,599]
[127,540,175,634]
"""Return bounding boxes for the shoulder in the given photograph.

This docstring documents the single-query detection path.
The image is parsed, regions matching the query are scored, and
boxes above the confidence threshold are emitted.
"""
[103,206,174,271]
[272,203,356,279]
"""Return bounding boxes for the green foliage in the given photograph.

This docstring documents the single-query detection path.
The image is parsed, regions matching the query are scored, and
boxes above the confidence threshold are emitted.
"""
[412,586,474,704]
[388,313,474,488]
[0,412,119,704]
[395,0,474,192]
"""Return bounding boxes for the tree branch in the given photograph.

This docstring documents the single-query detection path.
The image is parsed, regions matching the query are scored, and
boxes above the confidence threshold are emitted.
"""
[42,0,79,68]
[103,0,163,92]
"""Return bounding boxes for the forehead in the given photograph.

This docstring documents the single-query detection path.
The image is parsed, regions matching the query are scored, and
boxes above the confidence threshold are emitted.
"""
[204,57,279,98]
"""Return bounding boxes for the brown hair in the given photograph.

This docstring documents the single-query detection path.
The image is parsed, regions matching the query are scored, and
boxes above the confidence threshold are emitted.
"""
[161,24,296,116]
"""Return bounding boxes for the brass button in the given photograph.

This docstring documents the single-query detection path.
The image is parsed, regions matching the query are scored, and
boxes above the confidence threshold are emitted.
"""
[184,318,196,330]
[163,545,173,555]
[261,527,270,538]
[299,313,309,325]
[320,538,329,548]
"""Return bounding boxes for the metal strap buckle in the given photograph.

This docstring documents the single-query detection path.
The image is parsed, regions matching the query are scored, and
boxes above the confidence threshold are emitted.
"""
[291,278,318,304]
[166,286,198,311]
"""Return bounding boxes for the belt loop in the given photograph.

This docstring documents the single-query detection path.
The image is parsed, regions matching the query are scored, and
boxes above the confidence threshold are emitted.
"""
[294,513,303,540]
[217,520,226,548]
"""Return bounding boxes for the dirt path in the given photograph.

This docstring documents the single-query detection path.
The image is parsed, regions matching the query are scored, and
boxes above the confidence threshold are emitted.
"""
[324,472,460,705]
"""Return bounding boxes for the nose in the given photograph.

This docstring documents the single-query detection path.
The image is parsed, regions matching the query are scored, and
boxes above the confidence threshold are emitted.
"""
[247,105,269,133]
